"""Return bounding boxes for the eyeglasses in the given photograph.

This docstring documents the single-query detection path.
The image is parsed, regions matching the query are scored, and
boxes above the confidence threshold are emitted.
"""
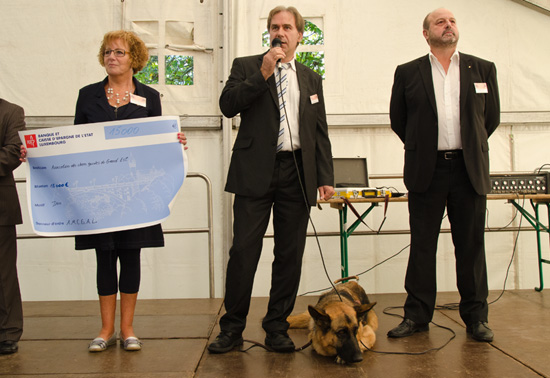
[104,49,126,57]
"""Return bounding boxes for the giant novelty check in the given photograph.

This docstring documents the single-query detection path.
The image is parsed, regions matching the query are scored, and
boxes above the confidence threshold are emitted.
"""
[19,116,187,236]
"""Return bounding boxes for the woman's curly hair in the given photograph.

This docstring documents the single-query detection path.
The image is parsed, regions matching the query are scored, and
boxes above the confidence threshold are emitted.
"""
[98,30,149,73]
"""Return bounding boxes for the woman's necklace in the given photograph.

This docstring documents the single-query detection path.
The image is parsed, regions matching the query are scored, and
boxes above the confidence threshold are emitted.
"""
[106,87,130,108]
[106,85,133,119]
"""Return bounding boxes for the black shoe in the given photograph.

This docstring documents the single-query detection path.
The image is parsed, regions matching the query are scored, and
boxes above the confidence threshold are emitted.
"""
[207,332,243,354]
[387,319,429,338]
[467,321,494,342]
[265,331,295,353]
[0,340,18,355]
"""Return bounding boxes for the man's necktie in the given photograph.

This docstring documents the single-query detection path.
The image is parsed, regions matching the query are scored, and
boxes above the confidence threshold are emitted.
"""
[276,63,289,152]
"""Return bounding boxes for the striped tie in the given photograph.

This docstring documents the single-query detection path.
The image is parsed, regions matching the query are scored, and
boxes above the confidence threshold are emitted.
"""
[276,63,289,152]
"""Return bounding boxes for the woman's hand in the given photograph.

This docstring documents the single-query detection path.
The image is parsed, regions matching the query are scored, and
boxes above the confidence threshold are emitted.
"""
[178,132,188,150]
[20,144,27,162]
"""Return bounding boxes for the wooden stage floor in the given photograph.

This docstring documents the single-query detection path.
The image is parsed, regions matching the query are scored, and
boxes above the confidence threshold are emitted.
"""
[1,290,548,377]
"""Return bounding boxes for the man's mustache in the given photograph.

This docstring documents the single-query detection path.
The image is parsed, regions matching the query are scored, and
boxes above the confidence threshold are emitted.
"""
[442,27,455,36]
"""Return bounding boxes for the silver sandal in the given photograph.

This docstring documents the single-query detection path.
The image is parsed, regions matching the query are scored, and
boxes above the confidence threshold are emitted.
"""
[121,336,142,351]
[88,333,117,352]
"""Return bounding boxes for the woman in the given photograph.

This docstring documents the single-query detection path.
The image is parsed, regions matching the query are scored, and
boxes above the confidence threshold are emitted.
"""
[19,30,188,352]
[79,30,187,352]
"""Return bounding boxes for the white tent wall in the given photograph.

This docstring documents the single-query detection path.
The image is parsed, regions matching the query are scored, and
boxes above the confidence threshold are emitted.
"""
[0,0,120,116]
[0,0,220,116]
[122,0,220,116]
[0,0,548,301]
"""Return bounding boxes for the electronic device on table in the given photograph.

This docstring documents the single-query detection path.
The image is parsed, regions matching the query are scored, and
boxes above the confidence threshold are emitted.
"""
[332,157,381,199]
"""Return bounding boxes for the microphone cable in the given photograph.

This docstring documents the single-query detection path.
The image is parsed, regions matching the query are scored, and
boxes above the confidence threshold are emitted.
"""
[276,64,343,301]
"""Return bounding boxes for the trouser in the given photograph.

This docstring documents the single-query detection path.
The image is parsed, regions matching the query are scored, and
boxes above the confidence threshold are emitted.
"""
[220,151,310,334]
[96,248,141,295]
[404,155,489,325]
[0,225,23,342]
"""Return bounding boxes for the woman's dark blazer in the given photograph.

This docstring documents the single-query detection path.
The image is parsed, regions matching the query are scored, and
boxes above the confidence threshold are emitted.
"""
[73,77,164,250]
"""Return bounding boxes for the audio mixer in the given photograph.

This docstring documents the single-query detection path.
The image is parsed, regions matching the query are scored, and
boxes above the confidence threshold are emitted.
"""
[490,172,549,194]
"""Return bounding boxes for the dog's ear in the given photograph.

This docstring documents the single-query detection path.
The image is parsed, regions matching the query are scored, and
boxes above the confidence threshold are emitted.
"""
[308,305,331,331]
[355,302,376,322]
[355,285,371,305]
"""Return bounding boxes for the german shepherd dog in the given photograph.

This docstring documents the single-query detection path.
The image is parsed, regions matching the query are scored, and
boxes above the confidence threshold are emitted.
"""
[288,279,377,364]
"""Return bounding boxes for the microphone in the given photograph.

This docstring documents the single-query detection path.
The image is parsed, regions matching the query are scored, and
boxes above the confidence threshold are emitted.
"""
[271,38,282,69]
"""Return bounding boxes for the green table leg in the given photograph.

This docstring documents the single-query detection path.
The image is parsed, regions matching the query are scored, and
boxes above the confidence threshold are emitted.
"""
[338,202,379,280]
[534,203,544,291]
[534,203,550,292]
[509,200,550,291]
[339,205,348,278]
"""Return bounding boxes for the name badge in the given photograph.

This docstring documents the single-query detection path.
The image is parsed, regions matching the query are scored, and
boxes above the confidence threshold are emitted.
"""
[310,94,319,104]
[474,83,488,94]
[130,93,147,107]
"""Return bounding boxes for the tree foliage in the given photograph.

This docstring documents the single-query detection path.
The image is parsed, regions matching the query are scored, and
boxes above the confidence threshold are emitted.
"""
[135,55,159,85]
[135,55,194,86]
[165,55,194,85]
[297,52,325,78]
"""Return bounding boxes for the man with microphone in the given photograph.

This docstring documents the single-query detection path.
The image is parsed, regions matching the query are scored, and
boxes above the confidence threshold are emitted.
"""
[208,5,334,354]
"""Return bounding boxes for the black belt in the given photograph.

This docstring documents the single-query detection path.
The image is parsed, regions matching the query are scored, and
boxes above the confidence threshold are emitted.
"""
[437,150,463,160]
[276,149,301,159]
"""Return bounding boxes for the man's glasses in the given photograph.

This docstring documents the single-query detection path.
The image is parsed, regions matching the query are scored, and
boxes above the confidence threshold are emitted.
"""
[104,49,126,57]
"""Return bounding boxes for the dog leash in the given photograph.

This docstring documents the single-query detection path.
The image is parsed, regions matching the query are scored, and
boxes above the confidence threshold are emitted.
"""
[334,275,359,283]
[240,339,312,352]
[295,340,312,351]
[294,340,311,352]
[360,306,457,356]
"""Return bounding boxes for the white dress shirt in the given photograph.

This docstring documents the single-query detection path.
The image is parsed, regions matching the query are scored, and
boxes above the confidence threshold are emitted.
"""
[275,59,301,151]
[429,50,462,151]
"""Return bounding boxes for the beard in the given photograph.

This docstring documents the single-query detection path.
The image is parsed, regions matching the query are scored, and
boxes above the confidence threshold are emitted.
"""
[428,28,459,48]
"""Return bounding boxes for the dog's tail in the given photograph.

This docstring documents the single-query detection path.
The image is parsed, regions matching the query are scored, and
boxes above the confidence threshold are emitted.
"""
[287,312,311,329]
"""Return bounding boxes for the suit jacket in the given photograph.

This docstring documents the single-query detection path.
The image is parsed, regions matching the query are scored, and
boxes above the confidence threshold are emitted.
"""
[390,52,500,195]
[0,99,25,226]
[73,77,164,250]
[221,53,333,206]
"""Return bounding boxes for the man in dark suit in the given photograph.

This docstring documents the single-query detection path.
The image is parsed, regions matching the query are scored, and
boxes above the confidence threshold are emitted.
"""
[387,8,500,342]
[208,6,334,353]
[0,98,26,354]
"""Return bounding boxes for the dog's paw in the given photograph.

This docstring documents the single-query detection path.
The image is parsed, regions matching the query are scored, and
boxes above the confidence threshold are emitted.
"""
[335,356,347,364]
